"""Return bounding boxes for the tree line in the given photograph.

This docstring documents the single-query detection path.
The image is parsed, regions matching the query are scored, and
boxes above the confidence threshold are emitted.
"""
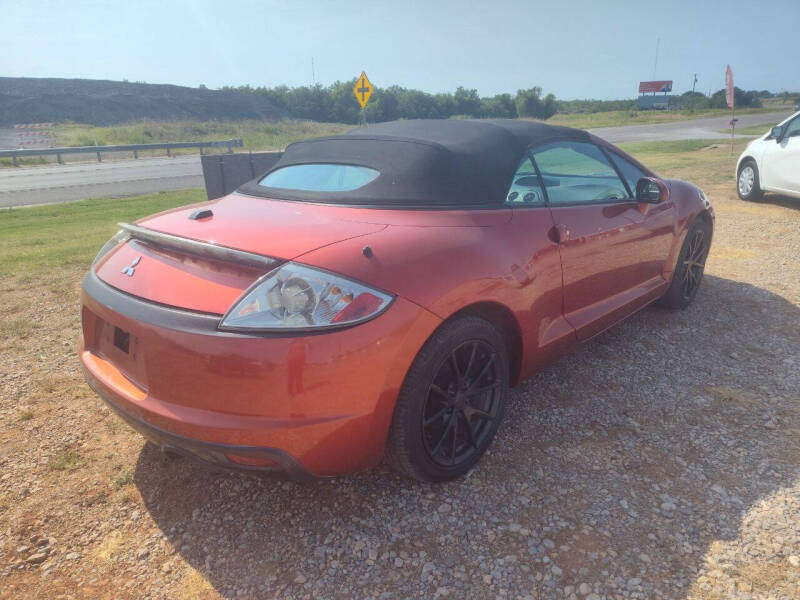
[680,87,766,109]
[221,80,790,124]
[222,81,557,124]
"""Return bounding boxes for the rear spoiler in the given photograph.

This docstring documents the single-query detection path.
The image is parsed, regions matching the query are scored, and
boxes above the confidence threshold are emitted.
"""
[118,222,279,270]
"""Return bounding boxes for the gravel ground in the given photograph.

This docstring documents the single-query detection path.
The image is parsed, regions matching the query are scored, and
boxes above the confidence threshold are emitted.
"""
[0,182,798,600]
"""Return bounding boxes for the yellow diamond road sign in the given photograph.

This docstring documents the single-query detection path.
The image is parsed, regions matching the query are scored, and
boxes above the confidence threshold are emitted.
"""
[353,71,373,109]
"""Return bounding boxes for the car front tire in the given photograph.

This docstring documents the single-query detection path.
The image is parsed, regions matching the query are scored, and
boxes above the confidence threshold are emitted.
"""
[386,315,508,482]
[737,159,763,201]
[658,218,711,310]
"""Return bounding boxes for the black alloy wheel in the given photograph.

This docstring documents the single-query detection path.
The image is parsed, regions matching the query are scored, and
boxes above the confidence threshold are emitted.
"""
[680,226,708,301]
[386,315,509,481]
[421,340,502,467]
[658,218,711,309]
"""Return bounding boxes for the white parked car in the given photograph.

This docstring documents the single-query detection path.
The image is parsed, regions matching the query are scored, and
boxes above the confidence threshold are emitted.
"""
[736,110,800,201]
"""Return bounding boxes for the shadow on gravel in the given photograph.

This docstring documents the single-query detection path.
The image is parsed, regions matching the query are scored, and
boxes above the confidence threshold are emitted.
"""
[133,275,799,599]
[760,193,800,211]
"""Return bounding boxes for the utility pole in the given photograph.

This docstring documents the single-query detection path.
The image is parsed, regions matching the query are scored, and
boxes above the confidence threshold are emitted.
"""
[311,57,316,86]
[690,73,698,112]
[652,38,660,79]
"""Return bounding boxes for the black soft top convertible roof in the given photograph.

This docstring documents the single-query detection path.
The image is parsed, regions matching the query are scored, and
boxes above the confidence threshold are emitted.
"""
[238,119,593,207]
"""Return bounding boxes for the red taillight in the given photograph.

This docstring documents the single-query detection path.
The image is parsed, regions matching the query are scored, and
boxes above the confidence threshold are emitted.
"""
[220,262,393,331]
[331,292,383,323]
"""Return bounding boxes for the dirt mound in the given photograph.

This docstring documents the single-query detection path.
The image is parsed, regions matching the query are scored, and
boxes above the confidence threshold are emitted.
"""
[0,77,289,126]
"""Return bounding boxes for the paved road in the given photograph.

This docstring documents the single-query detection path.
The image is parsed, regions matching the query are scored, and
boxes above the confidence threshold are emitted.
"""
[0,156,203,208]
[590,111,788,143]
[0,112,791,208]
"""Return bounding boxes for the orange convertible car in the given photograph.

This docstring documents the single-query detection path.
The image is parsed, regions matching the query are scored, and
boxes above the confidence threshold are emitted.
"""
[80,120,713,481]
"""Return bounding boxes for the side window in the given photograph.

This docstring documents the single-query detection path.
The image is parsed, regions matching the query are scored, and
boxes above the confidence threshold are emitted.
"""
[505,156,545,206]
[531,141,628,205]
[607,152,648,197]
[784,116,800,138]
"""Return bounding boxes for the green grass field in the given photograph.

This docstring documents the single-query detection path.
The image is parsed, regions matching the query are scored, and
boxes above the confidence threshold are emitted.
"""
[0,190,205,279]
[717,124,775,136]
[0,157,51,168]
[54,120,350,153]
[1,120,351,168]
[547,102,793,130]
[618,138,750,185]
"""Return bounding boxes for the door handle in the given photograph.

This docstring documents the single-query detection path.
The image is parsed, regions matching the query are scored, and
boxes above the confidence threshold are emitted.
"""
[548,224,570,244]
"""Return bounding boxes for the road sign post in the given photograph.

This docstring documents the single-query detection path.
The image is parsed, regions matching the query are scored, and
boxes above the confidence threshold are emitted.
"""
[353,71,373,125]
[726,65,735,155]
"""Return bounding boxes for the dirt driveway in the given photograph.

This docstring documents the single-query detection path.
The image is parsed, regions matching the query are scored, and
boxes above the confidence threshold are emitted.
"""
[1,180,798,599]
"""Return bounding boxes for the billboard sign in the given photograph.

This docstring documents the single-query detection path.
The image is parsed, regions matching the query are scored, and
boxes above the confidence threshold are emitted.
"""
[638,80,673,94]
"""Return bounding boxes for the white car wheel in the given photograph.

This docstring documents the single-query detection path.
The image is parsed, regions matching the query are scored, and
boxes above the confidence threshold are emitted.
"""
[738,166,754,196]
[737,160,762,201]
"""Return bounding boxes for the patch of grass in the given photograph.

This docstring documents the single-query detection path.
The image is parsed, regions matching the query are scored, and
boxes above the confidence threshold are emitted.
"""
[177,569,219,600]
[18,410,34,421]
[49,448,87,471]
[619,139,720,154]
[103,416,133,435]
[1,300,26,313]
[0,157,49,168]
[0,317,40,340]
[114,470,135,488]
[54,119,350,153]
[92,530,126,563]
[0,189,205,280]
[546,104,792,130]
[717,124,775,136]
[47,277,77,297]
[36,373,62,394]
[620,138,752,186]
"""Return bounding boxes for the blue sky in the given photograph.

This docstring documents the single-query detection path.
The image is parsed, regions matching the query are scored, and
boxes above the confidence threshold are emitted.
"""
[1,0,797,99]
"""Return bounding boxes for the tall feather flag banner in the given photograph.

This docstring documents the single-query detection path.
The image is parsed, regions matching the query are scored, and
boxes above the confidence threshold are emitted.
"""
[726,65,736,154]
[725,65,734,110]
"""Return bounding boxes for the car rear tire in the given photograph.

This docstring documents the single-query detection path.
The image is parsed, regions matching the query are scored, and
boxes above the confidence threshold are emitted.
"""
[737,160,763,201]
[386,315,509,482]
[658,218,711,310]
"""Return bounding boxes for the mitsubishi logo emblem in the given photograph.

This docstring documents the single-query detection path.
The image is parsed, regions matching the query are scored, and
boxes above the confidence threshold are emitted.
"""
[121,256,141,277]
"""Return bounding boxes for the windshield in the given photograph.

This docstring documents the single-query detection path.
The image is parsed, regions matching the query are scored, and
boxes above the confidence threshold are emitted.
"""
[259,164,379,192]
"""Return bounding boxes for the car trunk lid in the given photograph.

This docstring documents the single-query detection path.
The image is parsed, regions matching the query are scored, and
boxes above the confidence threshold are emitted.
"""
[93,193,386,314]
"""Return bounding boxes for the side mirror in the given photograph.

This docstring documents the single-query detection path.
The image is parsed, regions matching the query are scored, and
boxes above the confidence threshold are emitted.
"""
[771,126,784,141]
[635,177,667,203]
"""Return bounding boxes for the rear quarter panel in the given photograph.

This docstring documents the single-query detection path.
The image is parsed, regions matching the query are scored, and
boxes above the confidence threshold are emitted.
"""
[296,207,574,381]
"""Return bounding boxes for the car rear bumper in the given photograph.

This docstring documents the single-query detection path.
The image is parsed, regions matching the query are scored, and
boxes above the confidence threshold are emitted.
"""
[83,365,313,480]
[79,270,440,478]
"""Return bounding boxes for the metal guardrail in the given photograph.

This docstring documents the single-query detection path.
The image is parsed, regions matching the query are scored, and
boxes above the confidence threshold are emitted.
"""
[0,138,243,166]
